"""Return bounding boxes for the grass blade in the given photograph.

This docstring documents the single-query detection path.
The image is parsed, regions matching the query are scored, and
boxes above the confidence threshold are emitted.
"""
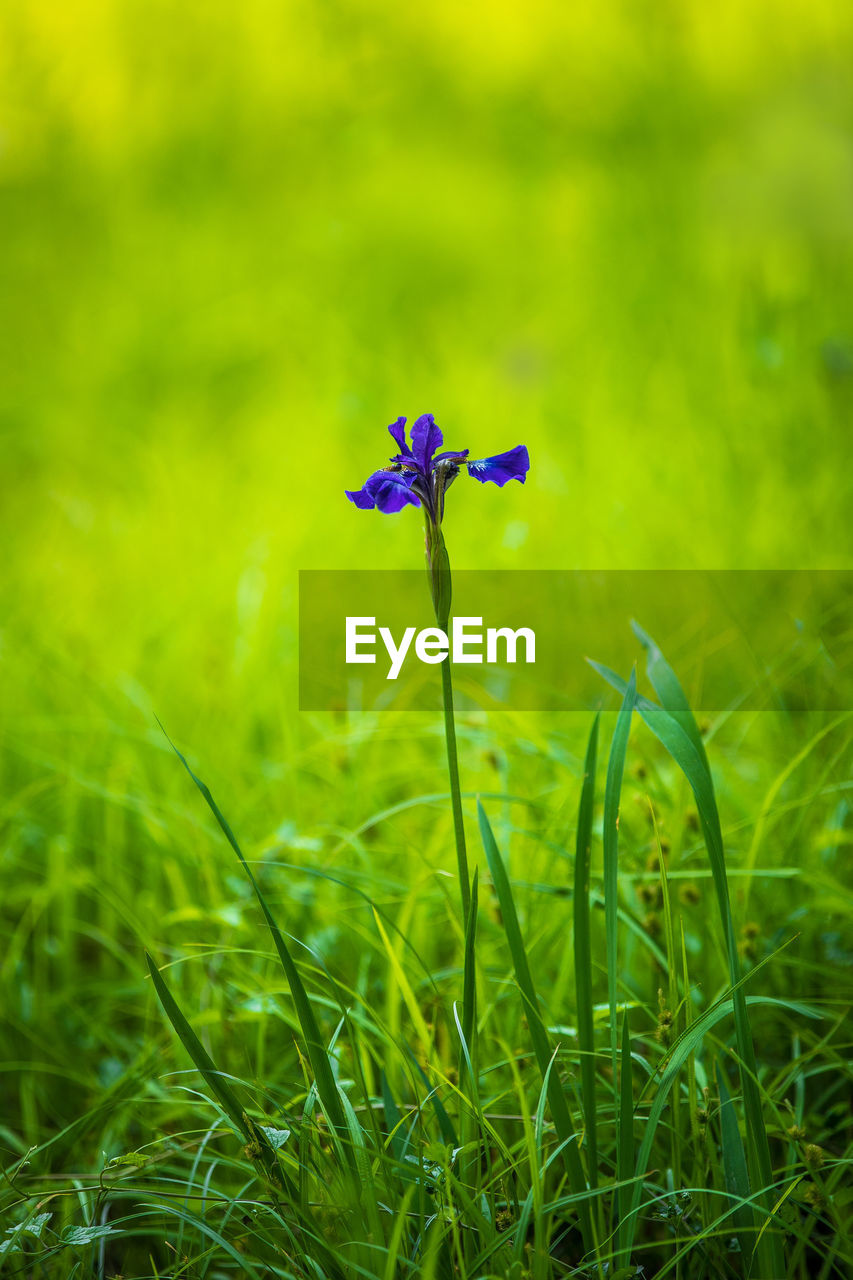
[717,1062,754,1262]
[145,952,290,1193]
[573,713,600,1187]
[372,907,433,1052]
[619,973,811,1259]
[159,726,350,1151]
[477,798,594,1257]
[408,1051,458,1147]
[630,627,785,1280]
[461,867,479,1078]
[380,1069,406,1163]
[591,633,787,1279]
[603,670,636,1073]
[616,1009,634,1265]
[458,869,480,1207]
[630,619,709,766]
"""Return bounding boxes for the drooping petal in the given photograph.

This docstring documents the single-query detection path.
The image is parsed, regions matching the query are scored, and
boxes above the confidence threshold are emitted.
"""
[466,445,530,486]
[387,416,411,457]
[410,413,443,473]
[345,483,378,509]
[345,468,422,514]
[366,471,422,513]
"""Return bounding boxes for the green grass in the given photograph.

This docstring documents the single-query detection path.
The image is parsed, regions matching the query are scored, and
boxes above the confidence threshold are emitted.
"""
[2,1,853,1275]
[2,626,851,1277]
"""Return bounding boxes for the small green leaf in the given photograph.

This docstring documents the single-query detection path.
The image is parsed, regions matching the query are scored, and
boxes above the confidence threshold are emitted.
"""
[62,1225,119,1245]
[259,1125,291,1151]
[106,1151,148,1170]
[17,1212,51,1239]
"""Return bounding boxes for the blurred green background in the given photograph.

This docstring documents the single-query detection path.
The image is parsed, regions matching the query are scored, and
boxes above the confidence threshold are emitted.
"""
[3,0,853,740]
[2,0,852,881]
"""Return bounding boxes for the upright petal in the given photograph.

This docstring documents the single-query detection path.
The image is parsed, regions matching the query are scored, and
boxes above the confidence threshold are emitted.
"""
[466,445,530,486]
[410,413,443,473]
[387,416,411,457]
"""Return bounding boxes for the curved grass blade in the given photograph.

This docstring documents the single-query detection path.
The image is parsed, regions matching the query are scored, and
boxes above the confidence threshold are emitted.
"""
[372,907,433,1052]
[158,725,350,1151]
[407,1051,457,1148]
[620,982,816,1259]
[145,951,292,1195]
[130,1203,268,1280]
[630,626,786,1280]
[381,1070,406,1163]
[590,639,786,1279]
[651,1174,812,1280]
[338,1086,384,1245]
[630,620,709,766]
[574,713,600,1187]
[477,799,594,1256]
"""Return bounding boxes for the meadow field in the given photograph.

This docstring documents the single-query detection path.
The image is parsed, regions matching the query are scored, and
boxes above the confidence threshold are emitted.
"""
[1,2,852,1276]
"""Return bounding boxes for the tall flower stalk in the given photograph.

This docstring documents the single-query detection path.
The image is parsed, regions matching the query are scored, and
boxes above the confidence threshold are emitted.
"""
[347,412,529,918]
[425,513,470,917]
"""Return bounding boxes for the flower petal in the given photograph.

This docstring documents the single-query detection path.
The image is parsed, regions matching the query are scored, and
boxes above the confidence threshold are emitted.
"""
[411,413,443,473]
[387,416,411,457]
[346,468,422,513]
[347,467,415,510]
[345,484,377,509]
[366,471,422,513]
[433,448,469,464]
[466,445,530,486]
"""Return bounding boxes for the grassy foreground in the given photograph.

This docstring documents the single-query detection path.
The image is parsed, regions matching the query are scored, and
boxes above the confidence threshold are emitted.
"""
[1,628,851,1278]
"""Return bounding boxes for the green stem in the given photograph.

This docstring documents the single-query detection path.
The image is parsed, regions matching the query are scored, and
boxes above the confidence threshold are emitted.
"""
[425,516,470,921]
[441,656,471,921]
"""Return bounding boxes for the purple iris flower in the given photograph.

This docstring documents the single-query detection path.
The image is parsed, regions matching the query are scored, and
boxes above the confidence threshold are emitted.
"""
[346,414,529,523]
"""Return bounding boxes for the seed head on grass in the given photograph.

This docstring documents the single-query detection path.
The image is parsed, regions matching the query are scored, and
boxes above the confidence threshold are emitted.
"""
[637,880,662,908]
[804,1143,825,1170]
[655,988,675,1046]
[804,1183,827,1211]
